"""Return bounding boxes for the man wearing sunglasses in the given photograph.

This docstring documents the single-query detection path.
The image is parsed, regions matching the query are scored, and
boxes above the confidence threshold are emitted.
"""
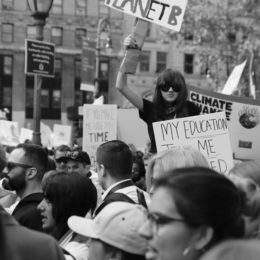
[4,143,48,232]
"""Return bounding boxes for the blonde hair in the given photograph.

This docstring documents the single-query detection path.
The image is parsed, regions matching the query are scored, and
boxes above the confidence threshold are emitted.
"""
[201,239,260,260]
[146,146,209,193]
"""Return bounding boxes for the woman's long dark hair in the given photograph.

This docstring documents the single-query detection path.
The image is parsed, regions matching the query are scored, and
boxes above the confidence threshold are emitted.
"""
[153,69,188,120]
[42,170,97,240]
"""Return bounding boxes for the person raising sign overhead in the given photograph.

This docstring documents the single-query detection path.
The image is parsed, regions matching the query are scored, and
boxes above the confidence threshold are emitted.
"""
[116,35,200,153]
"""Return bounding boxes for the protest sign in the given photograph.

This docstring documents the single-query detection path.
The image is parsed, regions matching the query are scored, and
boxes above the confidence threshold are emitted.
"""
[19,128,33,143]
[25,39,55,77]
[40,122,54,149]
[105,0,188,31]
[53,124,72,147]
[117,109,149,150]
[0,120,19,146]
[80,37,96,92]
[188,85,260,161]
[83,105,117,164]
[153,112,234,174]
[222,60,247,95]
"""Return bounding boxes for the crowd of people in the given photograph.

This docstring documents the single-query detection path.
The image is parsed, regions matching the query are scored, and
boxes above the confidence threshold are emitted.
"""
[1,136,260,260]
[1,36,260,260]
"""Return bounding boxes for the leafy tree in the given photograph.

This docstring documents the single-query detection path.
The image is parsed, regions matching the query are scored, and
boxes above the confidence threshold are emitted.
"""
[162,0,260,96]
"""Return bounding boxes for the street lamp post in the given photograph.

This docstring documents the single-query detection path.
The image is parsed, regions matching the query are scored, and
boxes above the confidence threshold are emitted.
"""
[27,0,53,145]
[95,17,112,97]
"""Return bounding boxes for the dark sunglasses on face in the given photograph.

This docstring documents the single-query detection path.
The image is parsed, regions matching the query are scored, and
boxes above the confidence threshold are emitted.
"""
[6,162,33,171]
[159,84,181,92]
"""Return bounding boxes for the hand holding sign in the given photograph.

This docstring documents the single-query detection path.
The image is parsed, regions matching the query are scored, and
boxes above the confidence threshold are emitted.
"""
[119,19,149,74]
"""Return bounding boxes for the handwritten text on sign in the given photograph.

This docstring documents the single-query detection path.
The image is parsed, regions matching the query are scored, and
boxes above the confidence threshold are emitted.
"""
[83,105,117,164]
[105,0,188,31]
[153,112,234,174]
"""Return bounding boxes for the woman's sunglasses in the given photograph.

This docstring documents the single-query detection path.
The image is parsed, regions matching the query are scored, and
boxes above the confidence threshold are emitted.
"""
[159,84,181,92]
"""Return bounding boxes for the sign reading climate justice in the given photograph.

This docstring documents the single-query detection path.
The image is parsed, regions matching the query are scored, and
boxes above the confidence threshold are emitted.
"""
[105,0,188,31]
[25,39,55,77]
[153,112,234,174]
[83,105,117,164]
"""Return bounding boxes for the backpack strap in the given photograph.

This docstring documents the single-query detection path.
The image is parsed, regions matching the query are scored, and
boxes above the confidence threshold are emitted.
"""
[136,189,148,209]
[94,192,135,216]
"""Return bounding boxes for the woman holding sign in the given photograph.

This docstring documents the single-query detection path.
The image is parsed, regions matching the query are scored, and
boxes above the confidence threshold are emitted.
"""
[116,35,200,153]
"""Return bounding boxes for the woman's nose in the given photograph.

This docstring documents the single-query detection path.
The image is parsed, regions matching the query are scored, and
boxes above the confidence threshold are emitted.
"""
[37,199,45,211]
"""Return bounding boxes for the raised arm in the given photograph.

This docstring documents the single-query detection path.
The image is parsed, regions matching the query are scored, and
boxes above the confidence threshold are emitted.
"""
[115,35,144,111]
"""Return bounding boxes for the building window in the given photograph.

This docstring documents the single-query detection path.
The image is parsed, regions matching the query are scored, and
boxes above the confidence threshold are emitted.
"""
[27,25,36,39]
[0,55,13,114]
[75,28,87,47]
[99,0,110,17]
[51,27,63,46]
[75,0,86,16]
[1,23,13,43]
[139,51,150,72]
[26,59,62,119]
[52,0,63,14]
[2,0,13,10]
[184,54,194,74]
[156,52,167,73]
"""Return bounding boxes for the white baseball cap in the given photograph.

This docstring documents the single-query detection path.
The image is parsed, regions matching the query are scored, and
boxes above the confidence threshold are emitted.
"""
[68,202,148,255]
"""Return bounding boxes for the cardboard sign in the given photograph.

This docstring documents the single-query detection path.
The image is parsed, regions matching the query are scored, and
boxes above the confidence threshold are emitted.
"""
[222,60,247,95]
[80,37,96,92]
[19,128,33,143]
[105,0,187,31]
[0,120,19,146]
[53,124,72,147]
[83,105,117,164]
[117,109,149,150]
[25,39,55,77]
[40,122,54,149]
[189,85,260,161]
[153,112,234,174]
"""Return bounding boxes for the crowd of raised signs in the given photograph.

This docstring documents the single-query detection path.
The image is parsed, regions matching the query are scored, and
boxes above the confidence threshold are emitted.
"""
[0,138,260,260]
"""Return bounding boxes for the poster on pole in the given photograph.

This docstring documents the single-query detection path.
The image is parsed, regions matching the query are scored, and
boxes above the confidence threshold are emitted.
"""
[0,120,19,146]
[153,112,234,174]
[188,85,260,161]
[105,0,188,31]
[53,124,72,147]
[80,37,96,92]
[83,105,117,164]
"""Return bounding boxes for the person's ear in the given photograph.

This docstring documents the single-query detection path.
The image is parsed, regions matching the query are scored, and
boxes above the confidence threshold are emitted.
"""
[193,225,214,251]
[26,168,38,180]
[99,164,106,177]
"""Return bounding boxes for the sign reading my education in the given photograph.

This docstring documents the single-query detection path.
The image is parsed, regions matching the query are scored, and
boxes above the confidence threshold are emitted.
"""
[153,112,234,175]
[83,105,118,165]
[80,37,96,92]
[105,0,188,31]
[25,39,55,77]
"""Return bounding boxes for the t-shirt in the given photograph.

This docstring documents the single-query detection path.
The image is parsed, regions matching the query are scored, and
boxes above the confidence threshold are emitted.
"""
[139,99,201,153]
